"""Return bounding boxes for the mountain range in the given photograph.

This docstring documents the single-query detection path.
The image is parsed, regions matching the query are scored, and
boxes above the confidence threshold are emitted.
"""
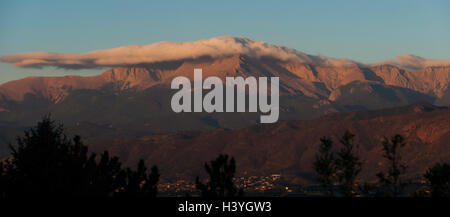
[0,36,449,183]
[89,102,450,184]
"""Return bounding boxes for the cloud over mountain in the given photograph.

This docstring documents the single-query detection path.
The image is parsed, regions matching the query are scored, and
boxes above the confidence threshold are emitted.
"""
[383,54,450,70]
[1,36,357,70]
[2,36,449,70]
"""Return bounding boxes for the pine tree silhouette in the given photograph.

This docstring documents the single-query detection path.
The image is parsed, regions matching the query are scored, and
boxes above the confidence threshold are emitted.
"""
[335,131,362,197]
[196,154,243,197]
[4,115,95,196]
[117,159,160,197]
[313,137,337,196]
[87,151,124,196]
[424,163,450,197]
[313,131,362,197]
[376,135,409,197]
[0,115,159,198]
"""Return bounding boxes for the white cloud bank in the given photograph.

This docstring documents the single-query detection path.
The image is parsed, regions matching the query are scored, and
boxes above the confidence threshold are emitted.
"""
[0,36,357,69]
[383,54,450,70]
[1,36,448,70]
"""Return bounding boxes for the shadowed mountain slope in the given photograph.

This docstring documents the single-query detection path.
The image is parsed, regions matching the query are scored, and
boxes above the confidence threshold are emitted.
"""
[88,103,450,184]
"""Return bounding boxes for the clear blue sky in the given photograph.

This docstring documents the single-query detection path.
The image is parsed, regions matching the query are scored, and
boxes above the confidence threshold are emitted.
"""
[1,0,449,83]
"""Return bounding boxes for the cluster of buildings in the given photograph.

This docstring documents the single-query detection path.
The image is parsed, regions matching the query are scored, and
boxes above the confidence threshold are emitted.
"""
[157,174,431,197]
[157,180,197,197]
[157,174,302,197]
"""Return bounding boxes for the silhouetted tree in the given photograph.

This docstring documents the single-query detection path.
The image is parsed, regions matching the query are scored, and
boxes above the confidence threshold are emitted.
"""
[117,159,160,197]
[86,151,124,196]
[196,154,243,197]
[313,137,337,196]
[335,131,362,197]
[424,163,450,197]
[0,115,159,198]
[3,116,96,196]
[376,135,409,197]
[358,182,376,197]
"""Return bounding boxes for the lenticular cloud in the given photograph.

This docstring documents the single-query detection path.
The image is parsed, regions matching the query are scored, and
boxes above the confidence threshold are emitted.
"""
[1,36,449,70]
[0,36,355,69]
[384,54,450,70]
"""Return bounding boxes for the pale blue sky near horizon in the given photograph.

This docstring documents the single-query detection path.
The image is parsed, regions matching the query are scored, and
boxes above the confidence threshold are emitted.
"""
[0,0,449,83]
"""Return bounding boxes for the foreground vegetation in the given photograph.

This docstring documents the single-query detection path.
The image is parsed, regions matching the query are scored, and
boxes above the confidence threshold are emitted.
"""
[314,131,450,197]
[0,116,448,198]
[0,116,159,198]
